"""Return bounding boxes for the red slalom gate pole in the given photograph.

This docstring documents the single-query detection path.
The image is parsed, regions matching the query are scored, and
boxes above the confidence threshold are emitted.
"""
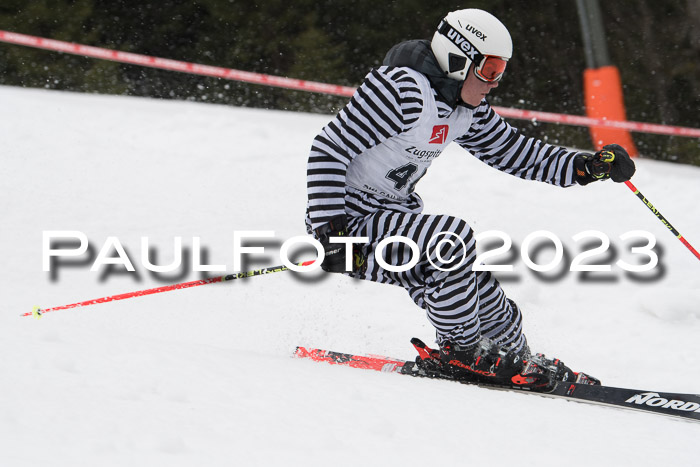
[0,30,356,98]
[2,29,700,139]
[24,260,316,318]
[624,181,700,261]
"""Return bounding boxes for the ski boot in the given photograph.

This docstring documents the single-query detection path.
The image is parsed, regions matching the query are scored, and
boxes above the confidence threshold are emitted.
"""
[411,338,601,392]
[411,337,527,384]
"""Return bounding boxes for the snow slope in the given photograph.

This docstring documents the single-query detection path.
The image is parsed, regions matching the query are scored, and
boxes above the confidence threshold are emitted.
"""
[2,85,699,466]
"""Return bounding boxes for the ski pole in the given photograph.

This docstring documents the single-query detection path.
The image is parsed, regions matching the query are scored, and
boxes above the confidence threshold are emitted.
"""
[624,180,700,261]
[24,260,316,318]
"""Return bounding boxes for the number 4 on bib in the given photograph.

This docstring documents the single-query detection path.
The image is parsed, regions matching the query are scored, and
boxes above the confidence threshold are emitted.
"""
[386,163,426,192]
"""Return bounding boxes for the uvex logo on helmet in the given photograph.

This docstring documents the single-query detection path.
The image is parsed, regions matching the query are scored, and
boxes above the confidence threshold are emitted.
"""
[465,24,487,41]
[442,24,480,61]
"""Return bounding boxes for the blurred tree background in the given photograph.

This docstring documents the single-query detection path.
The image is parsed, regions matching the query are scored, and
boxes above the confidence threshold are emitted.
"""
[1,0,698,164]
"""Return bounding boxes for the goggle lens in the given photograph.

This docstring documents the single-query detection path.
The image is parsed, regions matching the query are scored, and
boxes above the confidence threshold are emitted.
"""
[475,56,508,82]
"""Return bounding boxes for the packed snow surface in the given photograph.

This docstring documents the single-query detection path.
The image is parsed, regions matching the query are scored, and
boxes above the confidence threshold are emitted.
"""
[2,86,699,466]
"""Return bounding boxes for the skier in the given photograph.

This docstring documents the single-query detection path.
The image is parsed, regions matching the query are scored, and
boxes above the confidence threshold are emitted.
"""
[305,9,635,389]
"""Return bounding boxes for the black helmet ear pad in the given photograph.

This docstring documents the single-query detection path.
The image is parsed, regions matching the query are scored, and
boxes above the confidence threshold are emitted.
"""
[448,53,467,73]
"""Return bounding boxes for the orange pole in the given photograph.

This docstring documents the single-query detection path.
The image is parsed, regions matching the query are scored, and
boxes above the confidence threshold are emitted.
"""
[583,65,638,156]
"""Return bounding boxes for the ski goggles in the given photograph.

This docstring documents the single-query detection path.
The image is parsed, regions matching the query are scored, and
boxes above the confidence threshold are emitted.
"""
[473,55,508,83]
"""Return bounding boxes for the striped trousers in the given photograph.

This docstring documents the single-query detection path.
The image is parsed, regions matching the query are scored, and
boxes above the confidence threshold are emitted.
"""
[347,208,527,353]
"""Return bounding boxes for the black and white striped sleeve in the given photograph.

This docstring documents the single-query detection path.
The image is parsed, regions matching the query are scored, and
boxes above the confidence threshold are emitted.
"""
[306,67,423,231]
[454,102,579,187]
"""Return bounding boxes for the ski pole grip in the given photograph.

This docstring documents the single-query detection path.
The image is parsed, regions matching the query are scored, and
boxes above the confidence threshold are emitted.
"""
[598,150,615,163]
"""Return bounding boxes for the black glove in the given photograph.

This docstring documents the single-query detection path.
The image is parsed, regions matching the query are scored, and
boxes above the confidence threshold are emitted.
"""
[574,143,636,185]
[314,215,350,273]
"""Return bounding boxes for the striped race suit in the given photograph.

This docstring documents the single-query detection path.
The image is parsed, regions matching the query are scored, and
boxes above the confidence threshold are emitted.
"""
[306,62,580,352]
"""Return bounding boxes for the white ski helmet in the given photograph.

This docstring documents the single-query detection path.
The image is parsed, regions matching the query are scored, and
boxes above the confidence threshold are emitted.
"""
[431,9,513,82]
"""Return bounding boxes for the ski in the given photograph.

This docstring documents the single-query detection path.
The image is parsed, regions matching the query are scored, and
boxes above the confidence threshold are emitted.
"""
[294,345,700,423]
